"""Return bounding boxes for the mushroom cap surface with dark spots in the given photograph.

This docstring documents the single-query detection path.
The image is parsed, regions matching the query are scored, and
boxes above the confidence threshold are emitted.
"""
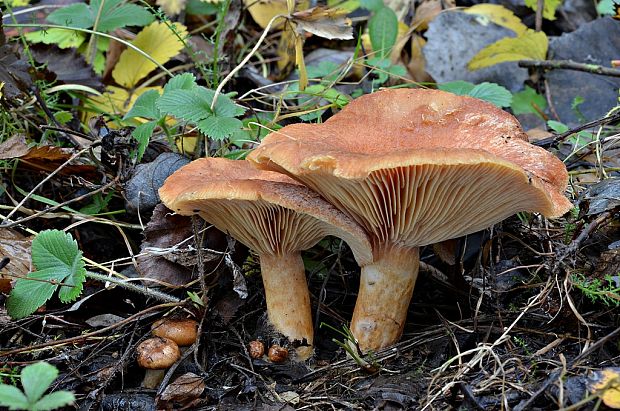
[136,337,181,369]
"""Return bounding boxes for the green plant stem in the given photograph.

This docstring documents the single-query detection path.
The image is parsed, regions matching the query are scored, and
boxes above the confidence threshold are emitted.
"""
[4,24,173,78]
[85,271,180,303]
[211,0,233,88]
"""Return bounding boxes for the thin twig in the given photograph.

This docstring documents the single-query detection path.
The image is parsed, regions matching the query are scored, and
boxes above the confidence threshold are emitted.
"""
[518,60,620,78]
[534,111,620,148]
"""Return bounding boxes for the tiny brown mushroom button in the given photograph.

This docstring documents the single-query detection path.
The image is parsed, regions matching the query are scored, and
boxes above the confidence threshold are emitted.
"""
[248,88,573,353]
[151,317,198,346]
[137,336,181,389]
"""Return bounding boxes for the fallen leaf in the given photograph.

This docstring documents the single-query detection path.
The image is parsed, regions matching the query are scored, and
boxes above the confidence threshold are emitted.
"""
[159,373,205,405]
[468,29,548,71]
[524,0,561,21]
[0,134,30,160]
[463,4,528,35]
[87,85,161,118]
[291,7,353,40]
[157,0,187,16]
[588,368,620,409]
[243,0,299,29]
[112,22,187,89]
[412,0,455,31]
[30,45,103,89]
[0,229,32,293]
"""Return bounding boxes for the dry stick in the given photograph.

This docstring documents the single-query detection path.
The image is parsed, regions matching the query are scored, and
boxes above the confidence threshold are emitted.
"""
[0,302,182,357]
[2,146,92,222]
[518,59,620,78]
[557,211,613,264]
[210,14,284,111]
[535,0,543,31]
[533,111,620,148]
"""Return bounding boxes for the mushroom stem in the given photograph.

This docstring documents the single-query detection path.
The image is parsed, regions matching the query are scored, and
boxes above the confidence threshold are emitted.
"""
[350,247,420,353]
[259,252,313,359]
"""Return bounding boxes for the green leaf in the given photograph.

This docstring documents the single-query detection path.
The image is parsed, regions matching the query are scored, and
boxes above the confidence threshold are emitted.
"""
[187,0,220,15]
[31,230,82,273]
[438,80,476,95]
[21,363,58,403]
[132,121,157,162]
[6,230,86,319]
[33,391,76,411]
[53,111,73,125]
[360,0,384,12]
[524,0,562,20]
[597,0,617,15]
[0,385,29,410]
[368,7,398,59]
[48,0,154,32]
[92,0,154,32]
[197,116,243,140]
[157,89,211,123]
[47,3,93,29]
[468,82,512,107]
[547,120,568,133]
[164,73,197,92]
[6,269,64,319]
[468,30,548,70]
[212,94,246,117]
[511,86,547,116]
[124,89,161,120]
[25,29,86,48]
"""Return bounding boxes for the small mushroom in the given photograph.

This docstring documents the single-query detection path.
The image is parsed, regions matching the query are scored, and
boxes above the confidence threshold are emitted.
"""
[268,345,288,363]
[159,158,372,359]
[248,340,265,359]
[151,317,198,347]
[248,88,573,352]
[137,336,181,389]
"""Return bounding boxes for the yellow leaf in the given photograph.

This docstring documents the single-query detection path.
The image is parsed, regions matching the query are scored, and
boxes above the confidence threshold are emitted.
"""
[468,29,548,71]
[156,0,187,16]
[588,368,620,409]
[464,4,528,35]
[276,26,297,71]
[85,85,161,120]
[112,22,187,89]
[0,82,4,99]
[524,0,562,21]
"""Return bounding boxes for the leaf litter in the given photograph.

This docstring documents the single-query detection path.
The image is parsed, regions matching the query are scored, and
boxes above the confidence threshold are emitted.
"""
[0,0,619,409]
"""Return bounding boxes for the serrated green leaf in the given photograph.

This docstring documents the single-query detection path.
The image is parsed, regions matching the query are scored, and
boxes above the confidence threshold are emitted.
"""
[92,0,154,32]
[369,7,398,59]
[511,86,547,116]
[124,89,161,120]
[597,0,616,15]
[33,391,76,411]
[213,94,246,117]
[48,0,154,32]
[187,0,219,15]
[6,268,61,319]
[47,3,93,29]
[468,29,548,70]
[7,230,86,318]
[53,111,73,125]
[157,89,211,122]
[25,29,86,48]
[468,82,512,107]
[197,116,243,140]
[132,121,157,162]
[164,73,197,92]
[524,0,562,20]
[21,363,57,403]
[0,385,29,410]
[438,80,476,95]
[31,230,82,272]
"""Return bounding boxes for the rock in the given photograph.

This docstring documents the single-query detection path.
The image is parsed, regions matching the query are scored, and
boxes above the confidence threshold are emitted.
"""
[423,11,529,92]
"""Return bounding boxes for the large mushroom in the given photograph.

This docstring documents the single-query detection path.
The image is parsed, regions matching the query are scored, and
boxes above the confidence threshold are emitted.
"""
[159,158,372,359]
[247,88,573,352]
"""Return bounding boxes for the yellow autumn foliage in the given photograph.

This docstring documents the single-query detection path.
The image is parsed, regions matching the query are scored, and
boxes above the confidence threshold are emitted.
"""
[112,22,187,89]
[464,4,528,35]
[468,29,548,71]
